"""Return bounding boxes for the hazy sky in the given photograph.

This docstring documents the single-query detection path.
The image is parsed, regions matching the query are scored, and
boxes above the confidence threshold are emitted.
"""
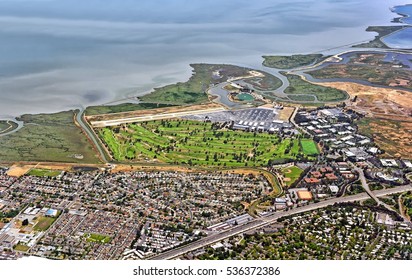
[0,0,409,117]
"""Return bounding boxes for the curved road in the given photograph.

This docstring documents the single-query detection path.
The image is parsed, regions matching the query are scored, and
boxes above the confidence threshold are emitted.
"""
[75,108,111,163]
[0,119,24,137]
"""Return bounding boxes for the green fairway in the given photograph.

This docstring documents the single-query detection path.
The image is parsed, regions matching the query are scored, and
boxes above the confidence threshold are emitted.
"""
[33,216,57,231]
[85,233,112,243]
[98,119,316,167]
[27,169,61,177]
[300,139,319,156]
[281,166,304,187]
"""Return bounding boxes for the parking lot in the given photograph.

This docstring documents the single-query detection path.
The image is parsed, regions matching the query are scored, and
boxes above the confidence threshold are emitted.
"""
[183,108,291,132]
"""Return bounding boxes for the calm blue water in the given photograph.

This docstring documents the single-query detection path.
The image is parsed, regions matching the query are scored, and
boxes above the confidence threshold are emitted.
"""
[393,4,412,24]
[382,27,412,48]
[0,0,409,117]
[382,4,412,48]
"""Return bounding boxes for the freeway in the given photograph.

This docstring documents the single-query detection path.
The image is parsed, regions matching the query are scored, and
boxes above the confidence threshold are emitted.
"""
[149,184,412,260]
[352,165,412,226]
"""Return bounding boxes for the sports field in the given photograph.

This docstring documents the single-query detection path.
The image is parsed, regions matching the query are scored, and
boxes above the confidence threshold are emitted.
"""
[27,169,62,177]
[98,119,318,166]
[33,216,57,231]
[300,139,319,156]
[281,165,304,187]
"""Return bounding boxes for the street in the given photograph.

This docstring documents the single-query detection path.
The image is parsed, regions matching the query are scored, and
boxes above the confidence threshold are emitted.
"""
[149,184,412,260]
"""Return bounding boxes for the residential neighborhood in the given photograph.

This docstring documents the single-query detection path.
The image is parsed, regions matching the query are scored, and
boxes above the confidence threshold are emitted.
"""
[0,107,411,260]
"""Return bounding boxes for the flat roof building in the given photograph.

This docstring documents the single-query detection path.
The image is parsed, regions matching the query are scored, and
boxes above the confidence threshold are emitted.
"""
[297,190,313,201]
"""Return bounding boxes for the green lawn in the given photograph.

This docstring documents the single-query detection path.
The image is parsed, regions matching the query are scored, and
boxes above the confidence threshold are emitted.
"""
[85,233,112,243]
[98,119,316,167]
[281,166,304,187]
[27,169,61,177]
[33,216,57,231]
[300,139,319,156]
[14,243,30,252]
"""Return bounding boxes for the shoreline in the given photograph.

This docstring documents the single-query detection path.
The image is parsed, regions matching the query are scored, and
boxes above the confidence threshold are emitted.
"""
[391,4,412,25]
[2,48,411,124]
[380,26,412,48]
[2,16,412,121]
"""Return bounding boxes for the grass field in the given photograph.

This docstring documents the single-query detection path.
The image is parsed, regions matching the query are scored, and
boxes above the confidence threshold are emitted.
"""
[263,54,324,69]
[0,111,101,163]
[33,216,57,231]
[281,166,304,187]
[98,120,318,166]
[300,139,319,156]
[85,103,176,116]
[14,243,30,252]
[27,169,61,177]
[284,74,349,102]
[85,233,112,243]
